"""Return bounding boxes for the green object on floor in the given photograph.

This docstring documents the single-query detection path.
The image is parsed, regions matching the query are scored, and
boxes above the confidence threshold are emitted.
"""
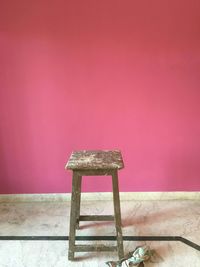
[106,245,152,267]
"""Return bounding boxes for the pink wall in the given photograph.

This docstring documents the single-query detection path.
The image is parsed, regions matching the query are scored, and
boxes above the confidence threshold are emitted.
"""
[1,0,200,193]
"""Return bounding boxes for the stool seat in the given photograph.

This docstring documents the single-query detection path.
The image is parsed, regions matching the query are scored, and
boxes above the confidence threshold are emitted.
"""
[66,150,124,170]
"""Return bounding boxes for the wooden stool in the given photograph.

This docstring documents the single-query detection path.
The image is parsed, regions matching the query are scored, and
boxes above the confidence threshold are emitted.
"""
[66,150,124,261]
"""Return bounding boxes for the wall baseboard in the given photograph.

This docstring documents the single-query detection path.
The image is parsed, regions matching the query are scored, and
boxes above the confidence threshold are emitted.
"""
[0,192,200,203]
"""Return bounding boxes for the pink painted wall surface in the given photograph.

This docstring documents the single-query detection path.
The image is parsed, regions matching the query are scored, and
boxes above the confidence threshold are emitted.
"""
[0,0,200,193]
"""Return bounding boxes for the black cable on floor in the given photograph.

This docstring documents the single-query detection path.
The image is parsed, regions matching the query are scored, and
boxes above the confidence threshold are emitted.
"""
[0,235,200,251]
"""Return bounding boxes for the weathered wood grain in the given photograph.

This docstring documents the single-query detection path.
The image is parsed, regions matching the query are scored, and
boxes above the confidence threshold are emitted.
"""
[66,150,124,170]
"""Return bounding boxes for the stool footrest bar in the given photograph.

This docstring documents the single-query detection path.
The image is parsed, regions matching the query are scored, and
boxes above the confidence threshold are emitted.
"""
[74,245,117,252]
[79,215,114,221]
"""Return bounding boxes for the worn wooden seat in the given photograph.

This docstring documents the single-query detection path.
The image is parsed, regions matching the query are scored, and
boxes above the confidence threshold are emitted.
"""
[66,150,124,261]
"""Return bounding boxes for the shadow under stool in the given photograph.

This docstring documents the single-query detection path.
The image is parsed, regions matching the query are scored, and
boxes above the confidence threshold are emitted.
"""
[66,150,124,261]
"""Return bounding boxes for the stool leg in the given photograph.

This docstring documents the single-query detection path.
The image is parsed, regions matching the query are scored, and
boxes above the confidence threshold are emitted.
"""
[76,176,82,230]
[68,171,79,261]
[112,170,124,260]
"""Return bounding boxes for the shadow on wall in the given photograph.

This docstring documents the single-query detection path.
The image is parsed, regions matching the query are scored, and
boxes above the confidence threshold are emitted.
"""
[0,138,12,193]
[166,152,200,190]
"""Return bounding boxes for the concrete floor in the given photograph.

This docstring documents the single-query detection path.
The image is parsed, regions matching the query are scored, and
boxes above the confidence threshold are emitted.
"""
[0,199,200,266]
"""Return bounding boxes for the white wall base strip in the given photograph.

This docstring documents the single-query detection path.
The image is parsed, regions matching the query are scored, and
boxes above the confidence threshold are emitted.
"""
[0,192,200,203]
